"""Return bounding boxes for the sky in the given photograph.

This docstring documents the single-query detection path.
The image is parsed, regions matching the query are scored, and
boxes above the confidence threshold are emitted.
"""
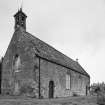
[0,0,105,84]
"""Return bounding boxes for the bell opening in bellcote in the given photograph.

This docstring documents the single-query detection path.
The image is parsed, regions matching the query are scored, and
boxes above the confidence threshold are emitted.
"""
[14,8,27,31]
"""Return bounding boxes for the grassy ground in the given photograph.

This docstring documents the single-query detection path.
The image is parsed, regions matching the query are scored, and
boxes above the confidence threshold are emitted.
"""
[0,95,99,105]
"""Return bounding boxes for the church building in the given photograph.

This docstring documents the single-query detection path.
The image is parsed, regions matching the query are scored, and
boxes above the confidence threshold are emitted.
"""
[1,8,90,98]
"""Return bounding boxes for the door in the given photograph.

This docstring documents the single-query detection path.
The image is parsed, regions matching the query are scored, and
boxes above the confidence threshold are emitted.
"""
[49,81,54,98]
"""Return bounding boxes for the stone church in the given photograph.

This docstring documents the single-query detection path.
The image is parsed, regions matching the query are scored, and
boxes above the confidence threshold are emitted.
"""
[1,8,90,98]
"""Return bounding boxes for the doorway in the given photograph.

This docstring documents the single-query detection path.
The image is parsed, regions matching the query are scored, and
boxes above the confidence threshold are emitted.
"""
[49,81,54,98]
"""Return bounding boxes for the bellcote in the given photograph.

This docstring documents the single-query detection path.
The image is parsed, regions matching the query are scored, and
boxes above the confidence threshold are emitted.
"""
[14,8,27,31]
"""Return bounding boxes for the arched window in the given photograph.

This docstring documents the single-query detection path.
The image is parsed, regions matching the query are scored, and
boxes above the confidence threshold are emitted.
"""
[49,81,54,98]
[66,74,71,89]
[14,54,21,72]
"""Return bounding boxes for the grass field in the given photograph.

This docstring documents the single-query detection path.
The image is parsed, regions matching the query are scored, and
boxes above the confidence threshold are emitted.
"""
[0,96,99,105]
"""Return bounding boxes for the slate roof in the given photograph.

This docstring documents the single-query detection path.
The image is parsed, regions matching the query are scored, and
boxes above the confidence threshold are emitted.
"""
[19,28,90,77]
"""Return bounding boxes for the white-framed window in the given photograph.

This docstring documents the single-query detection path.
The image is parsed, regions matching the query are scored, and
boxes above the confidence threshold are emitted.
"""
[66,74,71,89]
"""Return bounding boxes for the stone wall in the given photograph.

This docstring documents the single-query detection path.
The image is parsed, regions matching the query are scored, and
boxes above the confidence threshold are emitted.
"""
[1,29,39,97]
[40,58,66,98]
[39,58,90,98]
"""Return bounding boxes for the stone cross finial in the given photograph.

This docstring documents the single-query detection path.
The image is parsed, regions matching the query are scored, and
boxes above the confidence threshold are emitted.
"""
[76,58,78,62]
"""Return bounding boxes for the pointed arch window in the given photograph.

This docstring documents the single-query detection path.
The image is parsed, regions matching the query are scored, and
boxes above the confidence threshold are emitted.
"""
[14,54,21,72]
